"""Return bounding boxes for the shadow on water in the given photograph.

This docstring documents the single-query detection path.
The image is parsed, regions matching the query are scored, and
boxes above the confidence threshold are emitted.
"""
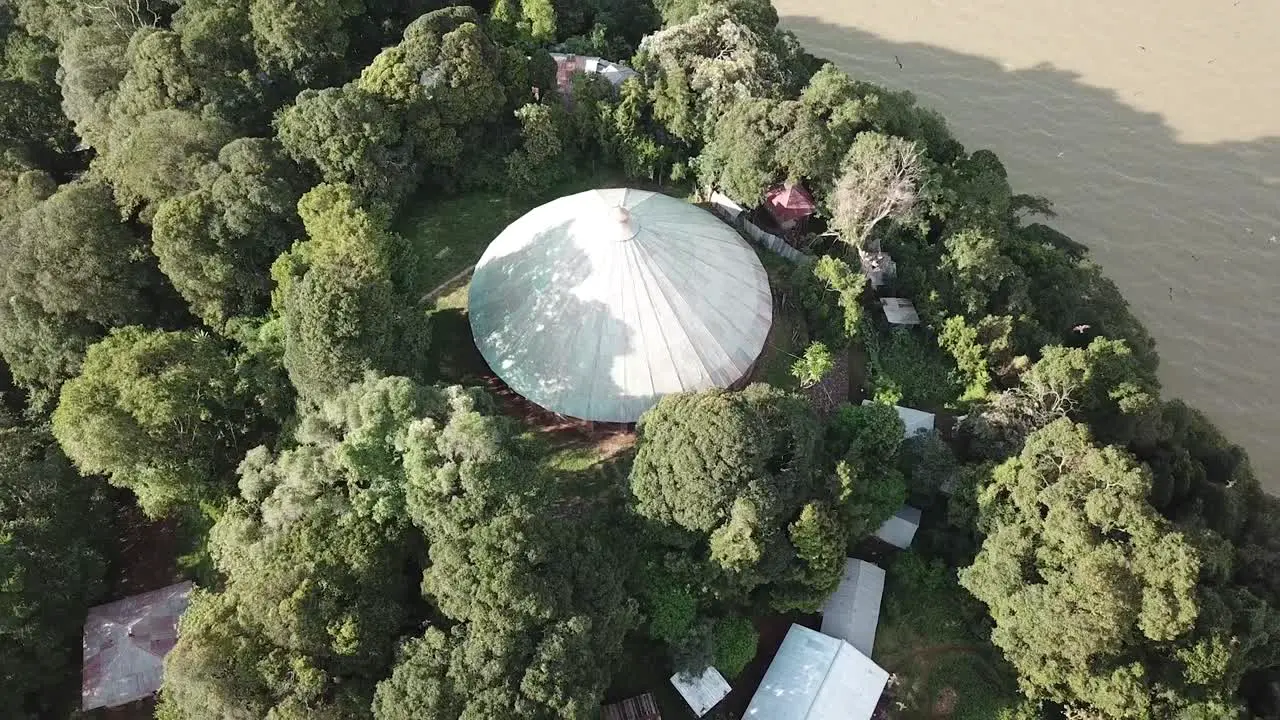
[779,16,1280,489]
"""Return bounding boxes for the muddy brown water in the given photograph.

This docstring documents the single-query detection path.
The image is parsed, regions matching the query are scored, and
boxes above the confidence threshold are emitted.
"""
[774,0,1280,491]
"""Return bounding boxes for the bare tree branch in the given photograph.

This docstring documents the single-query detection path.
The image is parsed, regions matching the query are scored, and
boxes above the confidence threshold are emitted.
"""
[831,132,926,252]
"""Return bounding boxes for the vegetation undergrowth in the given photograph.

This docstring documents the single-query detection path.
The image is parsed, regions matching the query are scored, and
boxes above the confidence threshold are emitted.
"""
[0,0,1276,718]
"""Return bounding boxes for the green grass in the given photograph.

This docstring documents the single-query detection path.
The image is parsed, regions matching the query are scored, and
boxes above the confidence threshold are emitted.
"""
[431,276,471,311]
[538,438,636,505]
[753,251,810,391]
[873,552,1021,719]
[421,275,486,384]
[396,191,532,296]
[542,444,611,473]
[862,320,963,410]
[395,171,693,298]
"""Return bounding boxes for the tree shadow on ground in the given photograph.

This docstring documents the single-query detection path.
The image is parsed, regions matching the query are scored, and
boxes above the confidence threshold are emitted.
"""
[778,16,1280,488]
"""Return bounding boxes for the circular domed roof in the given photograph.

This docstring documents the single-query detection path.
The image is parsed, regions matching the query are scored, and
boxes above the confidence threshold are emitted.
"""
[468,188,772,423]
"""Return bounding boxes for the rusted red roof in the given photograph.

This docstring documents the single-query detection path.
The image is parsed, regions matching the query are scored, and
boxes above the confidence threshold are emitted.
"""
[764,183,816,223]
[82,581,193,710]
[553,54,587,95]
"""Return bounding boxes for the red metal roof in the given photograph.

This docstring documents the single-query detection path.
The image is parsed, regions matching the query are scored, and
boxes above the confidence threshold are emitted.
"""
[553,54,585,95]
[82,581,193,710]
[764,183,816,223]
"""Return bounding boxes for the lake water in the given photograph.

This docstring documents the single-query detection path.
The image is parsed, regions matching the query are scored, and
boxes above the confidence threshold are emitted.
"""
[773,0,1280,491]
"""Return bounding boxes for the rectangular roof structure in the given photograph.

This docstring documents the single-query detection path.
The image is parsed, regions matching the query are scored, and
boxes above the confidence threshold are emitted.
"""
[670,666,732,717]
[745,624,888,720]
[858,249,896,289]
[862,400,935,438]
[549,53,637,98]
[880,297,920,325]
[82,581,193,710]
[603,692,662,720]
[820,559,886,656]
[874,505,923,550]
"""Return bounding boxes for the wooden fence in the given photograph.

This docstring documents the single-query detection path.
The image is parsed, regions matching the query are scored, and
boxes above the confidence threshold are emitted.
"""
[707,190,813,265]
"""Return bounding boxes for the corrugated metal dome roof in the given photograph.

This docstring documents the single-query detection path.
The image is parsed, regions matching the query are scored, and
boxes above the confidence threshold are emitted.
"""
[468,188,772,423]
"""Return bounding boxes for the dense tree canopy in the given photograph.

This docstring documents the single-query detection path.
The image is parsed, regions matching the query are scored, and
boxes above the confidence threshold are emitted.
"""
[393,385,638,719]
[152,137,307,327]
[159,375,433,719]
[0,0,1276,716]
[0,178,165,406]
[0,416,109,719]
[959,419,1247,717]
[630,385,825,595]
[97,108,235,220]
[272,183,424,402]
[52,326,272,517]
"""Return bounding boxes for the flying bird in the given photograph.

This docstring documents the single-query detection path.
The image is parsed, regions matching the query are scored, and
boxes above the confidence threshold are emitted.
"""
[1072,324,1091,333]
[894,55,903,69]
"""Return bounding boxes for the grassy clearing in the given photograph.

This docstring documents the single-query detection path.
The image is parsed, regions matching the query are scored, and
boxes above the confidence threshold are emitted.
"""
[395,171,692,297]
[430,275,471,311]
[421,275,487,384]
[752,251,809,391]
[397,191,531,295]
[538,435,636,503]
[874,552,1021,719]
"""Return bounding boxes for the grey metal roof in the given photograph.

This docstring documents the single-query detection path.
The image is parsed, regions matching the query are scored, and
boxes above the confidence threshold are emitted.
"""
[862,400,935,437]
[469,188,772,423]
[82,581,193,710]
[874,505,922,549]
[745,624,888,720]
[820,559,886,656]
[880,297,921,325]
[670,666,732,717]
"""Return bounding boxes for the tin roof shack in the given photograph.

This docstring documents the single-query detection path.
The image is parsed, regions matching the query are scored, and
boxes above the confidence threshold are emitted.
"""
[858,249,896,289]
[880,297,921,325]
[82,581,193,710]
[549,53,637,101]
[744,624,889,720]
[820,559,886,657]
[670,666,732,717]
[874,505,923,549]
[603,692,663,720]
[764,183,817,232]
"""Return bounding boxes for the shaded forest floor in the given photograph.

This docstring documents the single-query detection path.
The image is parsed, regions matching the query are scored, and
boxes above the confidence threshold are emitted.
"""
[85,490,184,720]
[871,554,1021,719]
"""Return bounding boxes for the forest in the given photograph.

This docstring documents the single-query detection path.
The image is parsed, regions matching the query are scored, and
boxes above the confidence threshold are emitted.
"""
[1,0,1279,718]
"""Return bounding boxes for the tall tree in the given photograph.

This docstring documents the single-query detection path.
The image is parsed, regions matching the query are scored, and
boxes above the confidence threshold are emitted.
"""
[383,385,638,719]
[830,131,926,251]
[275,86,414,206]
[159,375,434,720]
[248,0,364,87]
[96,108,234,221]
[52,327,269,517]
[152,137,307,327]
[959,419,1241,718]
[356,8,517,195]
[0,18,73,170]
[56,24,132,151]
[629,384,841,609]
[635,3,805,142]
[0,179,161,407]
[272,183,423,402]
